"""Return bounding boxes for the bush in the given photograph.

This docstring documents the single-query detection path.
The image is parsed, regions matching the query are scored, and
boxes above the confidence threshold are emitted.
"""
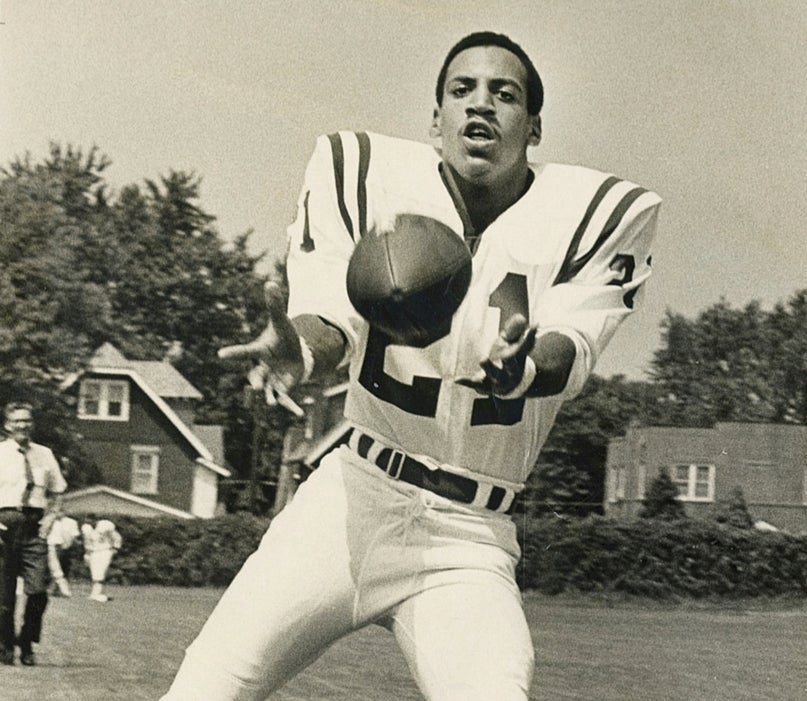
[64,511,807,599]
[67,512,269,586]
[710,486,754,529]
[639,471,686,520]
[517,514,807,598]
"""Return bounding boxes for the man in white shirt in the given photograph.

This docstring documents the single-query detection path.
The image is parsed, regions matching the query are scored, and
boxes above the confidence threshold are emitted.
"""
[0,402,67,666]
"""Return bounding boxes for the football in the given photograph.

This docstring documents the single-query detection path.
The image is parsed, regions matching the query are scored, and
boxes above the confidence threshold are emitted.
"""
[346,213,472,346]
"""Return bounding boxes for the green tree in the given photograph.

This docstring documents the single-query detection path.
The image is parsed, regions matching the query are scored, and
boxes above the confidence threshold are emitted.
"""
[639,471,686,520]
[650,292,807,427]
[0,145,276,492]
[710,486,754,529]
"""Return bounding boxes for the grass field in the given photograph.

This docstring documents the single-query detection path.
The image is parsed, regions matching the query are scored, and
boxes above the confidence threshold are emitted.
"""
[2,583,806,700]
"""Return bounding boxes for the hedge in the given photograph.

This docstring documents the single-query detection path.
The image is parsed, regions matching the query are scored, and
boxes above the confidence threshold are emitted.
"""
[67,512,270,586]
[517,515,807,598]
[65,513,807,598]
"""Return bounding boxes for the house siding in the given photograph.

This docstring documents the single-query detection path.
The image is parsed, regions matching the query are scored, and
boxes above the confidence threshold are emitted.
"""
[605,423,807,533]
[77,378,199,513]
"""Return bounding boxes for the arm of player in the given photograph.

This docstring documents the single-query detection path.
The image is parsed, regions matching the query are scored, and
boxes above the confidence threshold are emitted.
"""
[456,315,576,399]
[218,281,347,415]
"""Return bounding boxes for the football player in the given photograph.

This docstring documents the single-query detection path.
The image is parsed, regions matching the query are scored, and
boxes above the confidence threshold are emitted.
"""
[162,31,660,700]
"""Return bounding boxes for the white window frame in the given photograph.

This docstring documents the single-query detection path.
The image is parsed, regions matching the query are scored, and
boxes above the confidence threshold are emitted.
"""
[636,439,648,500]
[672,463,715,502]
[78,379,130,421]
[130,445,160,495]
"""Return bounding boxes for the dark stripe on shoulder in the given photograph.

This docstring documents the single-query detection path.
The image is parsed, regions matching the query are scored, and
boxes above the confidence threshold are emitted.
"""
[299,191,315,252]
[558,186,648,282]
[356,132,371,236]
[327,132,355,239]
[553,176,621,285]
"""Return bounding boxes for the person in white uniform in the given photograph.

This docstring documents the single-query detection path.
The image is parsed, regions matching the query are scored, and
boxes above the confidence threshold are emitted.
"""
[163,31,660,701]
[81,519,122,602]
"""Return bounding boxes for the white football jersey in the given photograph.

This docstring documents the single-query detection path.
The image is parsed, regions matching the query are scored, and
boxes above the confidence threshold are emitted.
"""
[287,131,661,487]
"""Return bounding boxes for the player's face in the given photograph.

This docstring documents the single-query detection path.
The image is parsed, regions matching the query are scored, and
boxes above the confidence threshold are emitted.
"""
[433,45,540,189]
[5,408,33,446]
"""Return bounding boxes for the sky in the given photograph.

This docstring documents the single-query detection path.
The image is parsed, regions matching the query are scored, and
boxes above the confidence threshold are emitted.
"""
[1,0,805,380]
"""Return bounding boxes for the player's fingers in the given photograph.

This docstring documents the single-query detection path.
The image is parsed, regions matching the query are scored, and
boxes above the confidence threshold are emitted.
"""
[276,392,305,418]
[500,314,528,343]
[264,383,279,407]
[218,337,273,361]
[514,325,538,357]
[247,363,268,391]
[455,371,490,394]
[480,359,509,383]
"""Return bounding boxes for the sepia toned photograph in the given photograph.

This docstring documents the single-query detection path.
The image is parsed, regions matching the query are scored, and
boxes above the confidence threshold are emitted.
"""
[1,2,805,699]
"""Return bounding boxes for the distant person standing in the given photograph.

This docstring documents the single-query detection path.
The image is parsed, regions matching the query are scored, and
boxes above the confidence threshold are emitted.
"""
[45,512,80,597]
[81,519,122,602]
[0,402,68,666]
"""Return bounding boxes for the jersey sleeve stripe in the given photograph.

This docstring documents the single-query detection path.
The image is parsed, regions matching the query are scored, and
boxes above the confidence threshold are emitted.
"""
[557,186,648,282]
[356,132,371,236]
[300,191,315,252]
[327,132,355,240]
[552,176,621,285]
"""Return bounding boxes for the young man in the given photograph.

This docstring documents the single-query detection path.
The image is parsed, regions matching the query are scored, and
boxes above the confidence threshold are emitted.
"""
[0,402,68,666]
[163,31,660,700]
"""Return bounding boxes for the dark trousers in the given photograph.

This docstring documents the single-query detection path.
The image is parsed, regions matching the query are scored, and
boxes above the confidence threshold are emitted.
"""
[0,508,49,654]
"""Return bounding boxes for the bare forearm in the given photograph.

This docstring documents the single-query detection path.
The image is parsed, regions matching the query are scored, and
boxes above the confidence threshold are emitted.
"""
[290,314,348,380]
[524,332,576,397]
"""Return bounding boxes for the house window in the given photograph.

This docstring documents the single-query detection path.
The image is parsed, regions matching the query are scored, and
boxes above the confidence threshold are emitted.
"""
[672,463,715,502]
[608,464,626,502]
[131,446,160,495]
[615,465,626,500]
[78,379,130,421]
[637,439,648,499]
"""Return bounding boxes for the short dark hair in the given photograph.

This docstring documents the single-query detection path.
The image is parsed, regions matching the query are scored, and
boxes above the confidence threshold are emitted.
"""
[4,402,33,420]
[435,32,544,115]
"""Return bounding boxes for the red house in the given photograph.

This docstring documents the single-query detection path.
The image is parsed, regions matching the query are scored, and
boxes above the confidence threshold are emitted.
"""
[605,422,807,533]
[61,343,230,519]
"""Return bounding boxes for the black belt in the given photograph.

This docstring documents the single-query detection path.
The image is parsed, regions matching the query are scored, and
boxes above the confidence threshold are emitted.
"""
[347,429,516,514]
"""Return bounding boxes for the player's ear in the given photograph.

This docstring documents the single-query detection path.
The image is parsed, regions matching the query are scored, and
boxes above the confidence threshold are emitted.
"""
[528,115,542,147]
[429,108,442,139]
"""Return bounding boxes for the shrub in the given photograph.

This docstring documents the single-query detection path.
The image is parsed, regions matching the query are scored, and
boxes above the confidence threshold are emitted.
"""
[710,486,754,529]
[67,512,270,586]
[639,471,686,520]
[516,514,807,598]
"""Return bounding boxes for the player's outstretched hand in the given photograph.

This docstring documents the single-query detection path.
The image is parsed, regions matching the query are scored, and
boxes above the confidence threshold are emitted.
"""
[218,282,305,416]
[456,314,537,398]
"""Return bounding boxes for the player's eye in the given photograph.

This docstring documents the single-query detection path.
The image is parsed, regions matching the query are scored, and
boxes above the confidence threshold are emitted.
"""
[497,89,515,102]
[450,85,470,97]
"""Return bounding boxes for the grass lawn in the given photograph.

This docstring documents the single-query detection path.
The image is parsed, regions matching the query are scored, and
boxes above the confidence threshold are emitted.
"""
[2,583,806,700]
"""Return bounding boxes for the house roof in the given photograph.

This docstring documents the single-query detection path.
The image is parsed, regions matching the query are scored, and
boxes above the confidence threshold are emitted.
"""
[61,485,197,519]
[191,424,225,465]
[62,343,229,477]
[89,342,203,399]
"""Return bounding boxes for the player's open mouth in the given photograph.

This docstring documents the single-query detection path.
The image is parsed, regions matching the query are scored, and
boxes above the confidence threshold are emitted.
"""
[463,121,495,142]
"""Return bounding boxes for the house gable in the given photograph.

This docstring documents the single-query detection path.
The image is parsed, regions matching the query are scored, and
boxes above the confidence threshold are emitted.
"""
[65,344,229,518]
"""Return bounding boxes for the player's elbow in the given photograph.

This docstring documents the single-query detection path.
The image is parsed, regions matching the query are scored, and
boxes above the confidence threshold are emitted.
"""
[526,332,576,397]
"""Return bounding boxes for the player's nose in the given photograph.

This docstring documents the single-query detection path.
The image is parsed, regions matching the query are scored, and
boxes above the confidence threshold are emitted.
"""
[467,87,495,114]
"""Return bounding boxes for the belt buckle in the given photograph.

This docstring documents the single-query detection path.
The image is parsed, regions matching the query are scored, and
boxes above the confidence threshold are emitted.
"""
[387,451,405,479]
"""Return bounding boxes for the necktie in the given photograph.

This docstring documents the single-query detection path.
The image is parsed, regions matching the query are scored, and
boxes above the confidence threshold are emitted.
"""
[19,447,35,507]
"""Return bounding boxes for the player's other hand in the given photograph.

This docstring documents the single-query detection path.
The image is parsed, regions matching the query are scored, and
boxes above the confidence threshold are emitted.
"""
[456,314,537,398]
[218,281,305,416]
